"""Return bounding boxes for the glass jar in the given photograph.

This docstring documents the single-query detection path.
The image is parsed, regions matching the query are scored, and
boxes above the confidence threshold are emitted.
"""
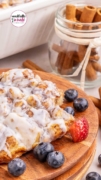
[48,0,101,89]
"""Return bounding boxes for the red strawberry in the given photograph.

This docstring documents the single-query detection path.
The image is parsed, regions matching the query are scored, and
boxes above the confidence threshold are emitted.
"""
[69,117,89,142]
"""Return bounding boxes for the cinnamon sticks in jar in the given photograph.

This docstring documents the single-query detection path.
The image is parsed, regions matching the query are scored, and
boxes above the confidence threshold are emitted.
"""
[53,43,78,75]
[66,4,76,21]
[56,3,101,80]
[80,6,96,23]
[65,4,101,30]
[66,4,76,28]
[52,42,101,80]
[94,9,101,22]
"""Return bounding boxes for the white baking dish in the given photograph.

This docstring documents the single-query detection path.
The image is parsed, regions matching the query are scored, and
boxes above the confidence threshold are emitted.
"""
[0,0,69,59]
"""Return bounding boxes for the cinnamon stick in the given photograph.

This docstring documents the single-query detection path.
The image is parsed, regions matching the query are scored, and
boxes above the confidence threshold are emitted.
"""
[57,52,66,73]
[80,6,97,23]
[60,51,74,75]
[91,62,101,72]
[66,4,76,20]
[91,48,97,56]
[66,4,76,28]
[89,55,100,61]
[99,87,101,99]
[23,60,45,72]
[76,8,83,21]
[86,62,97,81]
[89,96,101,109]
[93,8,101,22]
[52,44,65,53]
[72,51,80,64]
[23,61,36,70]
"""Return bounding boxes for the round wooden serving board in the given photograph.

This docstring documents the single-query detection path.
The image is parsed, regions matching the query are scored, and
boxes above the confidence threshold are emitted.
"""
[0,69,99,180]
[53,139,96,180]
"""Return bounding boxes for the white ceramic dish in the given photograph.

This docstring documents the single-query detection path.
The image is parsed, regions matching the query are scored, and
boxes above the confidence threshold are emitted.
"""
[0,0,69,59]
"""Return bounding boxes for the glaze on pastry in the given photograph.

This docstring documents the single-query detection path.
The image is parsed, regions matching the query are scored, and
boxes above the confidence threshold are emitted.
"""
[0,69,74,163]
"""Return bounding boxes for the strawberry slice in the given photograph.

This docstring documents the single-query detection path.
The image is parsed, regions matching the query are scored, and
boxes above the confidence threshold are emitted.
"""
[69,117,89,142]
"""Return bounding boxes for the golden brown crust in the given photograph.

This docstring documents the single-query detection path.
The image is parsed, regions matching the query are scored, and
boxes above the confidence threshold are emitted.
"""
[0,136,26,164]
[0,89,5,94]
[37,83,48,89]
[27,96,37,107]
[32,133,40,148]
[0,118,74,163]
[15,101,24,107]
[0,133,41,163]
[49,124,65,140]
[55,90,64,106]
[26,110,34,117]
[0,69,74,164]
[65,119,75,129]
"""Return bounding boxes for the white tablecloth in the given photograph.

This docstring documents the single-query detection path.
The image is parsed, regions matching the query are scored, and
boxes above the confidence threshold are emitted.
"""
[0,43,101,179]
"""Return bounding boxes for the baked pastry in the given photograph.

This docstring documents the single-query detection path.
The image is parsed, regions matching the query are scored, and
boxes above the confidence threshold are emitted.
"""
[0,69,75,163]
[0,0,32,8]
[0,0,9,8]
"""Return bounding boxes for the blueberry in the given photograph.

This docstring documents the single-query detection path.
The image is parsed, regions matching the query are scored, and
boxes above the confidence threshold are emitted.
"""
[64,89,78,102]
[73,98,88,112]
[46,151,65,168]
[86,172,101,180]
[64,106,75,116]
[98,154,101,165]
[8,158,26,177]
[33,142,54,162]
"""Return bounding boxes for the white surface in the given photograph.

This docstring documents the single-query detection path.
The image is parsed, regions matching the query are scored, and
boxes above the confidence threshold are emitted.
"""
[0,43,101,179]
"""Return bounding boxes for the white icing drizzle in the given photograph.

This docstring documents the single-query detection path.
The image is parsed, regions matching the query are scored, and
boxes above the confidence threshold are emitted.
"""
[42,119,67,142]
[20,87,32,96]
[30,108,50,127]
[26,94,42,108]
[8,87,24,99]
[0,69,74,158]
[47,119,67,133]
[34,75,42,82]
[0,97,12,119]
[0,123,23,157]
[0,124,12,153]
[12,99,29,117]
[4,113,42,151]
[44,80,60,97]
